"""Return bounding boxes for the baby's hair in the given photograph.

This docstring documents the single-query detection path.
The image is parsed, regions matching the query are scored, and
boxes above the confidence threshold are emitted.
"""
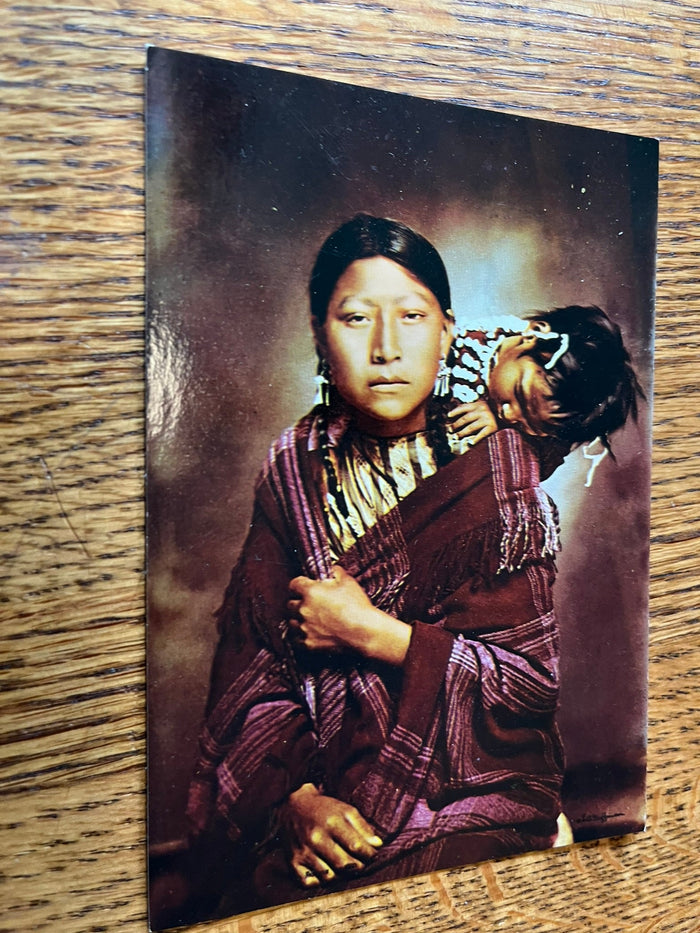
[523,305,645,453]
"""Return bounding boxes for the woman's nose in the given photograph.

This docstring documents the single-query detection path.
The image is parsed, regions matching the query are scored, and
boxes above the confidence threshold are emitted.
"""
[371,313,401,363]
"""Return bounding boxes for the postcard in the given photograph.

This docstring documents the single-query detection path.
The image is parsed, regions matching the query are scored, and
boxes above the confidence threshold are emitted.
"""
[145,46,657,930]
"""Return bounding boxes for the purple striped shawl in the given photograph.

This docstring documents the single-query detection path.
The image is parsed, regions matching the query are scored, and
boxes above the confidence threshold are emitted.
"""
[187,415,565,878]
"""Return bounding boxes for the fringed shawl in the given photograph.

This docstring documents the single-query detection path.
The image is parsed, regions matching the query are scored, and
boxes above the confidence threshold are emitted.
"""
[187,414,564,869]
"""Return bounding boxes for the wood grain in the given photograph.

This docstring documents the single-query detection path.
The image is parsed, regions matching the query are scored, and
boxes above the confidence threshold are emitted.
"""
[1,1,698,930]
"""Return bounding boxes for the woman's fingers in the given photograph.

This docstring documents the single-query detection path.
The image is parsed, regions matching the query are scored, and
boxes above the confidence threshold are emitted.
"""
[287,595,308,642]
[344,809,383,849]
[311,832,365,872]
[305,805,379,870]
[282,789,382,888]
[333,810,382,862]
[309,808,382,867]
[291,853,335,887]
[289,574,312,596]
[293,864,320,888]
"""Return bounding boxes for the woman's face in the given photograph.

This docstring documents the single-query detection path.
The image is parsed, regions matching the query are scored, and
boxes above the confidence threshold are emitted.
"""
[316,256,452,437]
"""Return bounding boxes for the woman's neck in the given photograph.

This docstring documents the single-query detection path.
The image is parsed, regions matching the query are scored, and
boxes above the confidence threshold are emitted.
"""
[348,408,428,439]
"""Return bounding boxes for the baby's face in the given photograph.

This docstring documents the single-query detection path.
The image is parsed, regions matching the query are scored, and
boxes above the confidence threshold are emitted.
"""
[487,329,557,435]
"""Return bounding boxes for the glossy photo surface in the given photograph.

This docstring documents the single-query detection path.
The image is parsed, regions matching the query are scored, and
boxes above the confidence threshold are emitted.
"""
[146,47,657,930]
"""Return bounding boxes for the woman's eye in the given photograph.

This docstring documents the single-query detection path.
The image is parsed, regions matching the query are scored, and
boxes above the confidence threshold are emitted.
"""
[403,310,425,321]
[344,313,370,324]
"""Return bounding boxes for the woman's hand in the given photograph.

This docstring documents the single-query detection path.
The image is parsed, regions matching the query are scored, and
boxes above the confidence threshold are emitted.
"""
[448,399,498,446]
[278,783,382,889]
[287,566,411,665]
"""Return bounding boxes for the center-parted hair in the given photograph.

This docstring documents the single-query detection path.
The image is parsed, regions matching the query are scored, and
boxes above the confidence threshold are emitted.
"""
[310,213,452,323]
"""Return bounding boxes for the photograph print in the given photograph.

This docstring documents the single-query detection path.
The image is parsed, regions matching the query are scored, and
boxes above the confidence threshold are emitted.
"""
[145,47,657,930]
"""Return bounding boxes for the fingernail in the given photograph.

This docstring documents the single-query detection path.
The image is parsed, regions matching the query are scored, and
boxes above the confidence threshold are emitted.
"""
[369,835,383,846]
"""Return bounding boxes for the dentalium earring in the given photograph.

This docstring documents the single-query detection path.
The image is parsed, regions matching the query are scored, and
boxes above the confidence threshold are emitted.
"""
[313,359,331,408]
[434,357,451,397]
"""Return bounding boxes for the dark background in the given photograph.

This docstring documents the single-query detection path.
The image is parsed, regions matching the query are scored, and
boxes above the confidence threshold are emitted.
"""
[146,48,656,849]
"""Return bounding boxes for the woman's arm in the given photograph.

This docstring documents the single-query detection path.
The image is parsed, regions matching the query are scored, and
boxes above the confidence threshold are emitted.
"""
[287,566,411,666]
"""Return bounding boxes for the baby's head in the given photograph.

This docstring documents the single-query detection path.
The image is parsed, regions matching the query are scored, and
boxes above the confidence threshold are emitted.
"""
[487,305,644,452]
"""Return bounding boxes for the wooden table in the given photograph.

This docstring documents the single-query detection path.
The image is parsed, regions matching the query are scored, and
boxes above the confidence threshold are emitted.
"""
[2,2,698,930]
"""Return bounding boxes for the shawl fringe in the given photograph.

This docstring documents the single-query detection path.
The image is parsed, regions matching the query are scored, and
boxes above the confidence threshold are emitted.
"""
[401,489,559,621]
[498,486,560,575]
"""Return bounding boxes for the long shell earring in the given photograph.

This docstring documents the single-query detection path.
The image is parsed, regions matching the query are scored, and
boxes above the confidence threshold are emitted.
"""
[434,357,451,397]
[313,359,331,408]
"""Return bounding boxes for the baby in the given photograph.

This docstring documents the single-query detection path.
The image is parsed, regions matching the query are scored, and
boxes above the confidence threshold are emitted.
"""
[447,305,645,476]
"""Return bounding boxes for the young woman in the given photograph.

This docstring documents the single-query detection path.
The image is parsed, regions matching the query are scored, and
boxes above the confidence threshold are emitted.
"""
[186,214,565,915]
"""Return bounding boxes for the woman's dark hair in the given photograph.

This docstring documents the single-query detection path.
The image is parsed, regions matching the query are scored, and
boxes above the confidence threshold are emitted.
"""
[310,213,452,323]
[523,305,645,453]
[310,215,454,510]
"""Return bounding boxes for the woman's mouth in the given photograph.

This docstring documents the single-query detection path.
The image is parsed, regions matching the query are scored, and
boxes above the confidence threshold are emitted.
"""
[369,378,408,387]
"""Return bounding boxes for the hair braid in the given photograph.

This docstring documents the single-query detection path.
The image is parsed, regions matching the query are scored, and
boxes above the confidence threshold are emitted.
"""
[425,395,454,468]
[315,397,350,518]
